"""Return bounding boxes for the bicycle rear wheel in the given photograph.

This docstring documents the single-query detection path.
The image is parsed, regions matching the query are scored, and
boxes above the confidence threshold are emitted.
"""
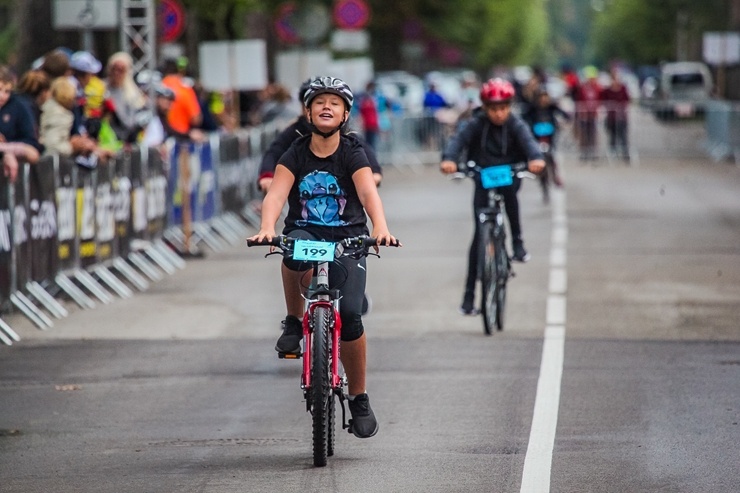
[310,305,332,467]
[480,222,498,336]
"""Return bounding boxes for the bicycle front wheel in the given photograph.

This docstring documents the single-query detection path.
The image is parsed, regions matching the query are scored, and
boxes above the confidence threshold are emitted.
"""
[310,305,332,467]
[494,234,509,331]
[480,222,498,336]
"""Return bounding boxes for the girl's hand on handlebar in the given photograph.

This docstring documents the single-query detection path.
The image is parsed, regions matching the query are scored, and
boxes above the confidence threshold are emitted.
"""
[371,229,401,252]
[247,229,276,244]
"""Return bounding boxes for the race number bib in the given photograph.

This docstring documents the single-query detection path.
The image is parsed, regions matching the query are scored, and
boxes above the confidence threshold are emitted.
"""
[480,165,513,189]
[292,239,336,262]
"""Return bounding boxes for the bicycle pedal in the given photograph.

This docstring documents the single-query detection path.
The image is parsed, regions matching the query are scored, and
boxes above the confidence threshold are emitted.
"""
[277,352,302,359]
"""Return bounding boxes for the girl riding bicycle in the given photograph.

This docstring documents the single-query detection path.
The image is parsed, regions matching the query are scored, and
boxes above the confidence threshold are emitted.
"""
[439,78,544,315]
[248,76,398,439]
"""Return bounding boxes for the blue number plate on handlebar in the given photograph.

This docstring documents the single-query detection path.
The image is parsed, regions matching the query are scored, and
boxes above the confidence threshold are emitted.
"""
[480,165,513,189]
[533,121,555,137]
[292,239,335,262]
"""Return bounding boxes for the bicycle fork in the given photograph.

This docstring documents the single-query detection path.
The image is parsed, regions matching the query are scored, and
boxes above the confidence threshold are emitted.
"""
[300,260,350,427]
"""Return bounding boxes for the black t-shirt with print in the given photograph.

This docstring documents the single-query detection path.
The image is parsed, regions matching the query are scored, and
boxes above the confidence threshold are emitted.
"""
[278,134,371,240]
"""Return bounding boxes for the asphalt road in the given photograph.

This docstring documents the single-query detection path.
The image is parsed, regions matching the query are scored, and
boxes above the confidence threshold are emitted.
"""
[1,116,739,492]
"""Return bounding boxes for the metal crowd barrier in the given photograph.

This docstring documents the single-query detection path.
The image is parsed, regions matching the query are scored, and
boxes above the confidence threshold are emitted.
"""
[703,100,740,163]
[369,101,721,169]
[0,121,288,345]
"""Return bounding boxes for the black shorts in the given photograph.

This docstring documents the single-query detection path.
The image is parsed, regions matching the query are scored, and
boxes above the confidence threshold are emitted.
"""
[283,229,367,341]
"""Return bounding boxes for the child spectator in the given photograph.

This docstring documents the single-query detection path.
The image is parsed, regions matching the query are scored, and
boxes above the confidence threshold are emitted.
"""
[39,76,76,156]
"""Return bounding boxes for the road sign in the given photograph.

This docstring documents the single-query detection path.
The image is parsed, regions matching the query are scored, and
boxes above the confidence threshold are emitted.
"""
[274,3,300,44]
[703,32,740,65]
[159,0,186,43]
[53,0,118,29]
[333,0,370,30]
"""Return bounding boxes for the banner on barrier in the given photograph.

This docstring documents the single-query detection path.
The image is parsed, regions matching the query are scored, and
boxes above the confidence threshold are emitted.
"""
[29,158,58,283]
[76,167,97,267]
[56,156,77,272]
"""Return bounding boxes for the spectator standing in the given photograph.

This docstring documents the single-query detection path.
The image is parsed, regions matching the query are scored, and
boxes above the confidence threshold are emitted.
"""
[573,66,602,161]
[357,81,380,150]
[561,64,580,100]
[257,82,298,125]
[141,85,180,148]
[0,65,41,181]
[600,68,631,161]
[15,69,51,139]
[161,58,202,141]
[69,51,106,121]
[39,76,76,156]
[39,48,72,80]
[105,52,149,144]
[193,80,220,132]
[423,82,448,114]
[421,82,449,148]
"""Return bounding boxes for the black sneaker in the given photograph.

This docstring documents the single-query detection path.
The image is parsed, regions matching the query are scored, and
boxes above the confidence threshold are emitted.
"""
[348,393,379,438]
[459,298,479,316]
[512,241,531,263]
[275,315,302,354]
[459,291,479,315]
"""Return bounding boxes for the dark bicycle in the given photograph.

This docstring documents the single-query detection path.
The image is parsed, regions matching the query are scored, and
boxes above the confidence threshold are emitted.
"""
[247,234,396,467]
[453,161,535,335]
[532,121,556,204]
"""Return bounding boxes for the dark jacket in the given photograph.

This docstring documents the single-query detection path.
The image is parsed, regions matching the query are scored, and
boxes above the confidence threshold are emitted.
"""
[441,108,542,167]
[0,94,43,152]
[258,116,382,182]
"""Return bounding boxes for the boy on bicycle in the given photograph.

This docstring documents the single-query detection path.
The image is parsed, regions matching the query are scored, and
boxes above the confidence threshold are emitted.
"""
[439,78,544,315]
[521,87,570,187]
[248,76,398,439]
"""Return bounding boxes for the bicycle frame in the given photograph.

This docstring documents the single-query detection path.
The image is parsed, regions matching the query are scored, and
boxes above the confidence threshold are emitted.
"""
[247,234,394,466]
[452,161,534,333]
[301,259,343,394]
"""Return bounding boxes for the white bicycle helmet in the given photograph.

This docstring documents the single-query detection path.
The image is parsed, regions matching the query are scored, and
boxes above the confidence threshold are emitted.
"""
[303,76,354,110]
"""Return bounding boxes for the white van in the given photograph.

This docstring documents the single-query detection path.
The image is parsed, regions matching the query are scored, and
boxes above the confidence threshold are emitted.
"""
[656,62,714,118]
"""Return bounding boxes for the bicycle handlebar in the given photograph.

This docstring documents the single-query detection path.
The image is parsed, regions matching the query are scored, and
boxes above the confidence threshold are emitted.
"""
[247,234,400,253]
[451,161,537,182]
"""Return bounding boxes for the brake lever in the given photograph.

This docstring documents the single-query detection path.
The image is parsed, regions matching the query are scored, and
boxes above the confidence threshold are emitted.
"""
[516,170,539,180]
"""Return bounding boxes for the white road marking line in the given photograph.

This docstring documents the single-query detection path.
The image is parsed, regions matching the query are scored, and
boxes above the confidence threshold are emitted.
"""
[548,268,567,295]
[520,325,565,493]
[549,247,567,267]
[520,188,568,493]
[546,294,567,325]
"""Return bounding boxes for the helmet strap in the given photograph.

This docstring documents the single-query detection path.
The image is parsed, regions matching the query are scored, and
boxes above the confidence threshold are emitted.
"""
[308,116,346,138]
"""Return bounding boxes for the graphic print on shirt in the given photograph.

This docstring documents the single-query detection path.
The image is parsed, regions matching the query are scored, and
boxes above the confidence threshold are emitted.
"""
[297,170,347,226]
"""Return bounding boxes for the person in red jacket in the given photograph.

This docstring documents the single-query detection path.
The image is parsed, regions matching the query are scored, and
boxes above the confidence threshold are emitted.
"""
[573,66,601,161]
[358,81,380,151]
[600,68,631,161]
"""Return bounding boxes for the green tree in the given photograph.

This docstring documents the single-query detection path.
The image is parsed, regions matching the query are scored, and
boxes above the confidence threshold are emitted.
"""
[368,0,550,73]
[590,0,733,66]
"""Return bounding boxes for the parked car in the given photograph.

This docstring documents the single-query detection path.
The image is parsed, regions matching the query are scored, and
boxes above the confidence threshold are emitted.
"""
[374,71,425,116]
[646,62,714,119]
